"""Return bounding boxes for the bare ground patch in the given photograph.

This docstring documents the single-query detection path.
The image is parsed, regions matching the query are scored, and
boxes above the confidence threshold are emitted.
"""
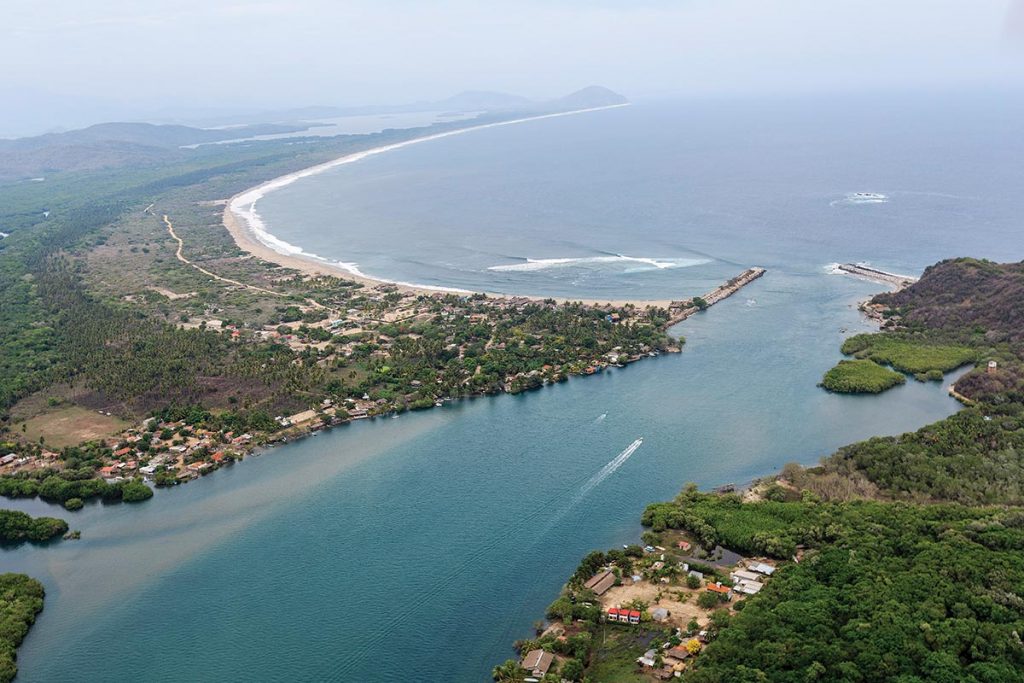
[15,405,130,448]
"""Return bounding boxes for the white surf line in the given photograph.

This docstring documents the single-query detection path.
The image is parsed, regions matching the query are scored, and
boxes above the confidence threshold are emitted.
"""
[227,103,631,288]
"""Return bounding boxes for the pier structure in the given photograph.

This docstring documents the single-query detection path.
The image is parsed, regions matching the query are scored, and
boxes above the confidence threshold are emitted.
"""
[667,267,766,324]
[837,263,917,289]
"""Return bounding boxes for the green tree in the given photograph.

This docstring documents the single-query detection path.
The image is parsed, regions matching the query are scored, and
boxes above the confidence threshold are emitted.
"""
[492,659,524,682]
[561,659,584,681]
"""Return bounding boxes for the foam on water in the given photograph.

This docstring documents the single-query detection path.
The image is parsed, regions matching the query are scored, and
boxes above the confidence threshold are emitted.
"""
[488,255,711,273]
[831,191,889,206]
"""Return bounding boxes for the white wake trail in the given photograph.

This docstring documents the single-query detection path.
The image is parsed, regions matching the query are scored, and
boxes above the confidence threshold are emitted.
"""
[578,438,643,497]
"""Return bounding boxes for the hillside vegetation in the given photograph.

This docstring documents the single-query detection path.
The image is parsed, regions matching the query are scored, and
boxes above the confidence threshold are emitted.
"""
[873,258,1024,343]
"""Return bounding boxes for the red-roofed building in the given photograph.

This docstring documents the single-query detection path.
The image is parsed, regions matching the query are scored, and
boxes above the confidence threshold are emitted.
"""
[629,610,641,624]
[114,447,131,457]
[211,452,225,462]
[607,607,619,621]
[706,583,733,600]
[99,465,117,477]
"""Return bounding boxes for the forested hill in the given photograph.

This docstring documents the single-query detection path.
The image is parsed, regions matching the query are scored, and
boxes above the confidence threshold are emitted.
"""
[0,122,313,180]
[874,258,1024,342]
[807,257,1024,505]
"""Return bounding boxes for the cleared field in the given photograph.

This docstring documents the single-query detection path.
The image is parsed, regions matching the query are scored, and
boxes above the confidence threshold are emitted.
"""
[17,406,130,448]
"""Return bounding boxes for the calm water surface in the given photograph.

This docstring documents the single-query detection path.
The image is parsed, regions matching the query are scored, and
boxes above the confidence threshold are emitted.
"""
[6,90,1021,681]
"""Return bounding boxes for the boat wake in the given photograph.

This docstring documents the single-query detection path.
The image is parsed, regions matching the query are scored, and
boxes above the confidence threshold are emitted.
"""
[488,255,710,273]
[578,438,643,497]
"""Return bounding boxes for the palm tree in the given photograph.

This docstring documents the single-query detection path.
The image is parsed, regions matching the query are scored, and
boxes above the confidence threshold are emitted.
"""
[491,659,523,682]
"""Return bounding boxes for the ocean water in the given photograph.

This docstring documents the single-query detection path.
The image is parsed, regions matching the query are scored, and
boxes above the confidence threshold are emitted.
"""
[5,90,1023,682]
[253,90,1024,299]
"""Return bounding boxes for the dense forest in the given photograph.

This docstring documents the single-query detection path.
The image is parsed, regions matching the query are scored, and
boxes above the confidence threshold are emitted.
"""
[646,490,1024,683]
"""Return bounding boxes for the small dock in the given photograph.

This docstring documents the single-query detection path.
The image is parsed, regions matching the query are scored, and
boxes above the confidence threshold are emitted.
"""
[837,263,917,290]
[667,267,766,324]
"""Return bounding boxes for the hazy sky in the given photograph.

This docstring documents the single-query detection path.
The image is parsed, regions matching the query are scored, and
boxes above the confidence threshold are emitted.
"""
[3,0,1023,133]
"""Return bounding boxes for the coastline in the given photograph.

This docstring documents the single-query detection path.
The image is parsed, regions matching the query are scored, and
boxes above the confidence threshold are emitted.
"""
[220,102,701,309]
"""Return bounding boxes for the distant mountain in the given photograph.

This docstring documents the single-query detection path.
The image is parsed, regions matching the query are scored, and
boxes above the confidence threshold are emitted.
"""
[431,90,534,111]
[169,87,626,127]
[0,87,628,180]
[0,121,311,152]
[0,121,313,180]
[541,86,629,110]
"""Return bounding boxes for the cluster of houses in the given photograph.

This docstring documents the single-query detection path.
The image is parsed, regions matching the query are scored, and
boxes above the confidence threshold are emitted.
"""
[0,448,61,474]
[637,635,709,679]
[729,562,775,595]
[87,419,258,483]
[607,607,643,624]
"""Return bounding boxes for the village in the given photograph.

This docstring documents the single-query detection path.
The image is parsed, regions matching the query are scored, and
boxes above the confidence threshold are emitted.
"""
[2,268,764,511]
[505,527,779,682]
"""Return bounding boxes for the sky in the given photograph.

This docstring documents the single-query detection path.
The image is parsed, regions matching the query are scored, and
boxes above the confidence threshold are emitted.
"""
[3,0,1023,135]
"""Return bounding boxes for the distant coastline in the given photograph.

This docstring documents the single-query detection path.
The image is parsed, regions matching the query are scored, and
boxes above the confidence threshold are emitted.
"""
[218,103,717,308]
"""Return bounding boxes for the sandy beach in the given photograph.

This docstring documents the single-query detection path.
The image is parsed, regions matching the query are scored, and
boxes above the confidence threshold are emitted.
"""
[220,102,689,309]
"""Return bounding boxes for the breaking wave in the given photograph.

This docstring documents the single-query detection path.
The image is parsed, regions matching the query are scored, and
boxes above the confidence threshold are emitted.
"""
[830,192,889,206]
[488,255,711,273]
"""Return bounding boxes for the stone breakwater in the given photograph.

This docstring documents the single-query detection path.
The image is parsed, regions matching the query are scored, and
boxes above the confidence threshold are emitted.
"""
[837,263,917,290]
[666,267,766,324]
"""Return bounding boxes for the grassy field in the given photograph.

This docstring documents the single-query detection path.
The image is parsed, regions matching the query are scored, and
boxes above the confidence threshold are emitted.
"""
[840,333,977,374]
[16,406,130,448]
[820,359,907,394]
[585,626,662,682]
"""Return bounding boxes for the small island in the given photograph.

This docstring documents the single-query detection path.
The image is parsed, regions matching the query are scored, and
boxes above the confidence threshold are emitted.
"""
[820,358,905,393]
[0,509,68,544]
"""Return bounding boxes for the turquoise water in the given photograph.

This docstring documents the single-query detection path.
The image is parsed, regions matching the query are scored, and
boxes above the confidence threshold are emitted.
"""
[5,91,1021,681]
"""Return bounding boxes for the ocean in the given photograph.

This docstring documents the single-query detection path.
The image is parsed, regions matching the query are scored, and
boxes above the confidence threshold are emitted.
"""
[5,89,1023,682]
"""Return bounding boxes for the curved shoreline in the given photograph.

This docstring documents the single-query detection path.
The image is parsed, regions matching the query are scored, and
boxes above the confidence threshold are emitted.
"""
[220,103,693,308]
